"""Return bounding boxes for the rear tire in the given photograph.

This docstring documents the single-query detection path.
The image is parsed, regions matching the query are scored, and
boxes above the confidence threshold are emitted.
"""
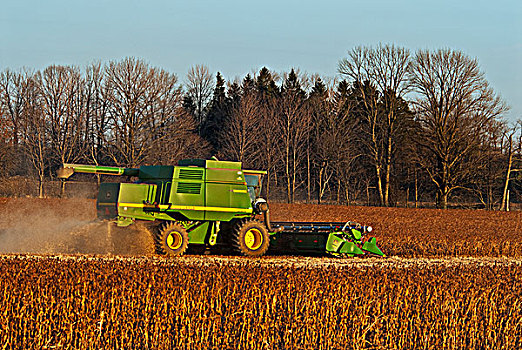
[156,222,189,256]
[231,219,269,257]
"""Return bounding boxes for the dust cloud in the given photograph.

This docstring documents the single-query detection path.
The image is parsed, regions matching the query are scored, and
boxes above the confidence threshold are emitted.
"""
[0,198,155,255]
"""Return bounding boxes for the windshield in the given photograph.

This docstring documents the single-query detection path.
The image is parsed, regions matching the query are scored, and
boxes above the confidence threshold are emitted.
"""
[245,174,262,202]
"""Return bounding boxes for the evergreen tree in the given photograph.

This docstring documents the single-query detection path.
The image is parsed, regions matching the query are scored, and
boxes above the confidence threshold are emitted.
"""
[212,72,226,105]
[334,80,352,116]
[281,68,305,98]
[182,94,196,117]
[309,77,327,100]
[336,80,349,99]
[241,74,256,94]
[201,72,228,150]
[227,81,242,108]
[256,67,279,97]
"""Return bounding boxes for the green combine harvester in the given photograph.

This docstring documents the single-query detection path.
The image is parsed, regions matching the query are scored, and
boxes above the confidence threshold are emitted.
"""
[58,159,385,258]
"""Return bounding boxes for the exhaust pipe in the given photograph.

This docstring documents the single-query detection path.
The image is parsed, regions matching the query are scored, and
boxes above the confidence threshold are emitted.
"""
[254,198,283,233]
[263,208,283,233]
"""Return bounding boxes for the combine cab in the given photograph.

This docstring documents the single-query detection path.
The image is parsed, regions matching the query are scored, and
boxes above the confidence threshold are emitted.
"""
[58,159,385,258]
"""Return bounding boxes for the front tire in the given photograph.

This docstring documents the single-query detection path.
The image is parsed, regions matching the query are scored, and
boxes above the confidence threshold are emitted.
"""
[156,222,189,256]
[231,220,269,257]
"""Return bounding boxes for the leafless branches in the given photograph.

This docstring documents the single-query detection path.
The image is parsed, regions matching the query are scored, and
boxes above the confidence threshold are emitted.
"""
[104,58,183,167]
[219,90,261,167]
[185,64,214,132]
[338,44,412,206]
[0,50,516,207]
[410,49,508,208]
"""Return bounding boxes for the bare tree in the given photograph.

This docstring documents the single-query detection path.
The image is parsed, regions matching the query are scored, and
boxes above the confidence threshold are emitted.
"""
[308,77,336,203]
[104,57,181,167]
[0,69,35,174]
[465,120,505,209]
[0,100,12,175]
[149,108,211,164]
[278,69,312,203]
[84,63,109,161]
[409,49,508,209]
[0,70,50,196]
[220,91,261,167]
[500,121,522,210]
[185,64,214,133]
[37,65,88,195]
[0,70,24,147]
[19,73,48,197]
[338,44,412,206]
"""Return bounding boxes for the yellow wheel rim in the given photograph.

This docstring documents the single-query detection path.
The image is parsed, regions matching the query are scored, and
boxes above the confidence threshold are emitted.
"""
[166,231,183,250]
[244,228,263,250]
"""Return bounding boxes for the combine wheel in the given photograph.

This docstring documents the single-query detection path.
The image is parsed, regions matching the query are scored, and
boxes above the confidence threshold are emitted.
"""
[156,222,189,256]
[231,220,269,257]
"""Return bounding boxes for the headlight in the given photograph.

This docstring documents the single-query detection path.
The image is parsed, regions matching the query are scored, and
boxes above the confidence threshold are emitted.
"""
[366,226,372,233]
[253,198,268,214]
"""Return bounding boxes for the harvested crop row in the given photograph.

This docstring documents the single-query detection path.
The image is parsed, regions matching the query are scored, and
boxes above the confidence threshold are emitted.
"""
[1,255,521,349]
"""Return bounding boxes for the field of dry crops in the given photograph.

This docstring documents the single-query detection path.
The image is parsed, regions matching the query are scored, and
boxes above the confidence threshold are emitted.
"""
[1,198,522,349]
[1,255,521,349]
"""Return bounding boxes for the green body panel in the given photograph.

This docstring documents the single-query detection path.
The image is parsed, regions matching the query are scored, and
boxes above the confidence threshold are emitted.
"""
[152,212,178,221]
[326,233,364,255]
[183,221,219,245]
[169,166,206,220]
[337,241,364,255]
[205,160,242,171]
[206,166,243,183]
[186,221,211,244]
[361,237,385,256]
[97,183,120,219]
[351,229,362,240]
[178,159,242,170]
[117,183,157,221]
[205,166,252,221]
[325,233,343,252]
[84,159,254,224]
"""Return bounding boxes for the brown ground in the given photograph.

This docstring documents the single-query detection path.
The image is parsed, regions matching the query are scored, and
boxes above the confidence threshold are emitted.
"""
[0,197,521,257]
[270,202,522,257]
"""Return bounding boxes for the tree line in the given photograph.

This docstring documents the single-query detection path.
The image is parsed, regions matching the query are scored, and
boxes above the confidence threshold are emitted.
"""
[0,44,520,209]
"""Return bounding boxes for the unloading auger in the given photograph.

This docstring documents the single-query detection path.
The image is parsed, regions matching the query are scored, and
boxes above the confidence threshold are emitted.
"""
[58,158,385,258]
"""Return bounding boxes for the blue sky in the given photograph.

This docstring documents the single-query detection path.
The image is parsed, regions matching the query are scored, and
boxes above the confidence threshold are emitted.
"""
[1,0,521,121]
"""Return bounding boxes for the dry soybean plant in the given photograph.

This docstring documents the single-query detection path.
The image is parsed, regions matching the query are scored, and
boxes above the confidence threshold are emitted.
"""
[0,255,521,349]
